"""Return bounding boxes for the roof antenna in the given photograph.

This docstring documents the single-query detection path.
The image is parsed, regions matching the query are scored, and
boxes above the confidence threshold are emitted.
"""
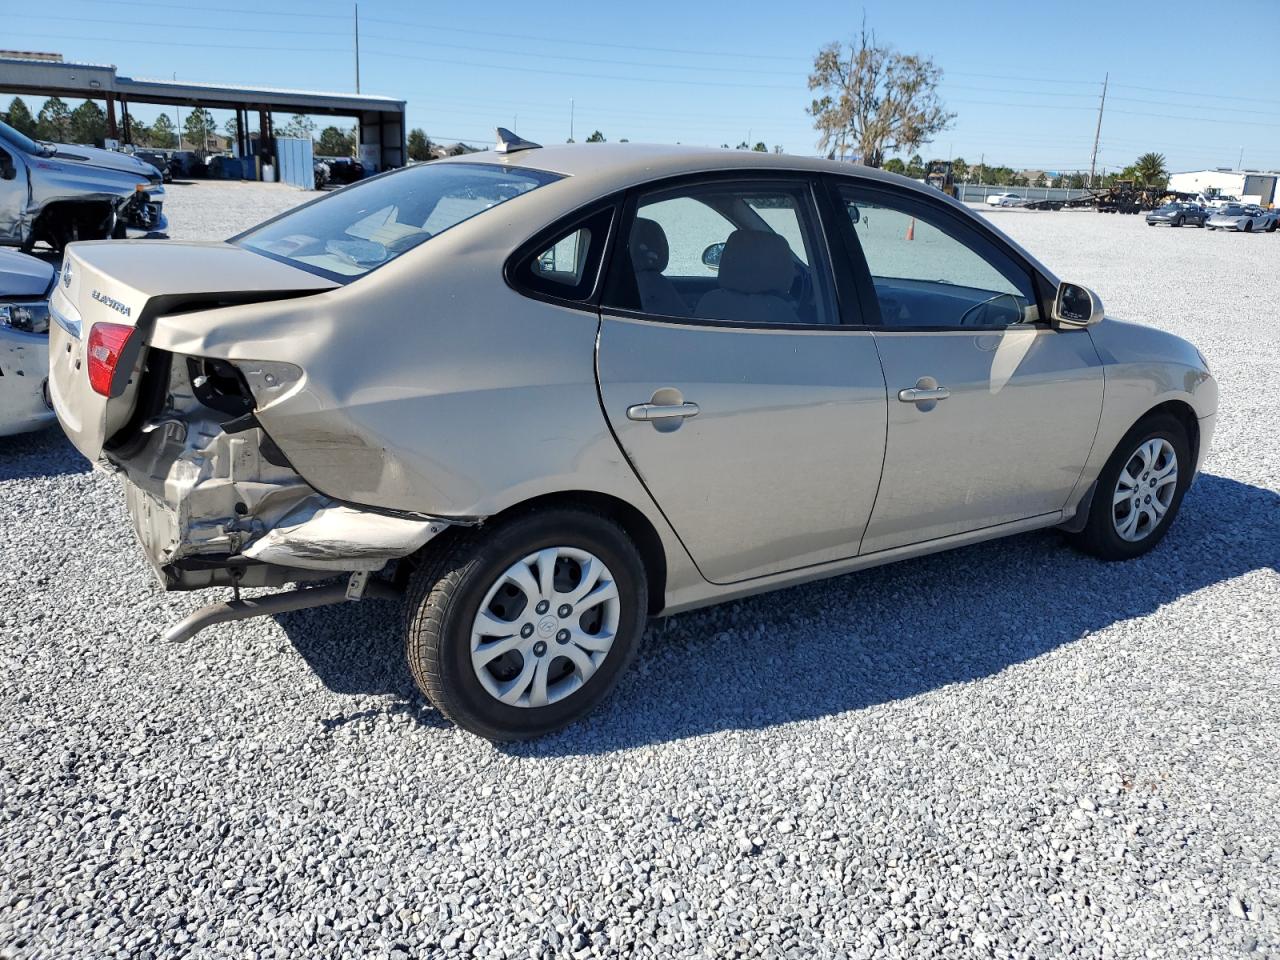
[495,127,541,154]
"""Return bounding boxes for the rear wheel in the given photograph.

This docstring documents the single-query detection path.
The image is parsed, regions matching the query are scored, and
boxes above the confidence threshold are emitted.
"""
[404,508,648,740]
[1067,413,1191,561]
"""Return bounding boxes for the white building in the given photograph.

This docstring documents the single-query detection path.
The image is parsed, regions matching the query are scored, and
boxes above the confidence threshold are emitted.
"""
[1168,169,1278,206]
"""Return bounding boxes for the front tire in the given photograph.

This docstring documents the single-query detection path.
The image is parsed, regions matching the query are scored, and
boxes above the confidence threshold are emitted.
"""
[1067,413,1191,561]
[404,508,648,741]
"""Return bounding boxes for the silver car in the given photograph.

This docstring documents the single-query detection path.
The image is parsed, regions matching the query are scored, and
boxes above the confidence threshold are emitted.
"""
[1205,203,1277,232]
[48,135,1217,740]
[0,248,56,435]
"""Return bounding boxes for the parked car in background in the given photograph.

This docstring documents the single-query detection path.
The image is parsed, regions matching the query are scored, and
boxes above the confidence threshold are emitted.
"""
[0,120,167,252]
[132,151,173,183]
[0,248,55,436]
[1146,202,1208,227]
[1205,204,1277,232]
[48,137,1217,740]
[985,192,1024,207]
[325,157,365,184]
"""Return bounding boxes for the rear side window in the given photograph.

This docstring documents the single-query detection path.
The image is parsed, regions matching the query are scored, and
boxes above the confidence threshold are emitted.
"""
[511,206,615,303]
[235,162,561,281]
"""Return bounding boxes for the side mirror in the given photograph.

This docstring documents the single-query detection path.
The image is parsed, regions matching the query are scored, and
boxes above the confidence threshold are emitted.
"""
[701,242,725,270]
[1051,281,1104,328]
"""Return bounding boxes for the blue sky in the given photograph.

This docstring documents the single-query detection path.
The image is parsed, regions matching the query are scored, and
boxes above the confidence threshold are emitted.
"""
[4,0,1278,174]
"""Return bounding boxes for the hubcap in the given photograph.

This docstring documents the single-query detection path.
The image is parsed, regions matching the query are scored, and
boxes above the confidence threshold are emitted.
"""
[1112,438,1178,542]
[469,547,621,708]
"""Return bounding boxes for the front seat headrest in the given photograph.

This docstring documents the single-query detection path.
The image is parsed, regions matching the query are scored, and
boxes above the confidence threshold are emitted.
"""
[630,217,669,273]
[718,230,794,295]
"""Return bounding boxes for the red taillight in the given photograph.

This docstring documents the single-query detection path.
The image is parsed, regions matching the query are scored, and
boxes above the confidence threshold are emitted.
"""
[87,322,134,397]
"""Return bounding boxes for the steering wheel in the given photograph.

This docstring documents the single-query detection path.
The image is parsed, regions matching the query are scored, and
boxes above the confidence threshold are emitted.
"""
[958,293,1023,327]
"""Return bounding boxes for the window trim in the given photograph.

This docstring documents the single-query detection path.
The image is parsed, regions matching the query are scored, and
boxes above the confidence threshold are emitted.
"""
[504,202,619,309]
[599,170,849,331]
[828,178,1056,332]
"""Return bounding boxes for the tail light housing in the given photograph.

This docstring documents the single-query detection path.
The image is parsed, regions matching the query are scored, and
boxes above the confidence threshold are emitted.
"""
[87,322,135,397]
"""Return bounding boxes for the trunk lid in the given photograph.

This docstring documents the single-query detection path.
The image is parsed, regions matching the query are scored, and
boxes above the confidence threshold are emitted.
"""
[49,240,338,462]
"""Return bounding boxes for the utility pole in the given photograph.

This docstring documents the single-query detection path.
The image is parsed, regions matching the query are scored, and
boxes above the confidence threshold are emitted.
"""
[1238,146,1244,169]
[569,99,574,141]
[174,73,183,151]
[354,2,361,94]
[1088,72,1108,188]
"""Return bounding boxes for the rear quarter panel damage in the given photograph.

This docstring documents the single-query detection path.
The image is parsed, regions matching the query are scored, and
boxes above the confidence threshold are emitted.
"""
[143,218,699,605]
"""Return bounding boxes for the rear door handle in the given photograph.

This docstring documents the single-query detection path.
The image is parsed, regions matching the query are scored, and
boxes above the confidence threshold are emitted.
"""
[898,387,950,402]
[627,401,700,421]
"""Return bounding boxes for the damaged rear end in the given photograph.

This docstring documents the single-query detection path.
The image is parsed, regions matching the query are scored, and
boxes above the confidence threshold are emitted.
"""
[49,240,449,597]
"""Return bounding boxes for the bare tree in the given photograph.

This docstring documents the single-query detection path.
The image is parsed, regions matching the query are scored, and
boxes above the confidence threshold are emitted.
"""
[807,21,953,167]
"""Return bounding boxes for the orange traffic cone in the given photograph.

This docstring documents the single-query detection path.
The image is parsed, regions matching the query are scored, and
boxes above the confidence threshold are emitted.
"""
[905,217,915,241]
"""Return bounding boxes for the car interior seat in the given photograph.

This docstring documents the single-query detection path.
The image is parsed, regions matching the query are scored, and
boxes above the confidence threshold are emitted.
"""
[695,229,799,325]
[629,217,690,317]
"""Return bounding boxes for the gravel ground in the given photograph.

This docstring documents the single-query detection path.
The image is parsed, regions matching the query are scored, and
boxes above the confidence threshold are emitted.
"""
[1,185,1277,960]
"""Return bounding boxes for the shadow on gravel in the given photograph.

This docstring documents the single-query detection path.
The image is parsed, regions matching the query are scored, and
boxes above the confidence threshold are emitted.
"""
[509,473,1278,757]
[270,474,1276,749]
[0,427,92,481]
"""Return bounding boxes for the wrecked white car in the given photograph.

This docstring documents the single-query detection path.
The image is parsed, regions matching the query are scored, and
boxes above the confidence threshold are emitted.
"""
[0,248,55,436]
[0,120,166,252]
[50,134,1215,740]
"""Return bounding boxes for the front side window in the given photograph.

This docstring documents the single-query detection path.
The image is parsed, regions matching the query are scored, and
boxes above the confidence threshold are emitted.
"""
[235,162,561,281]
[840,186,1036,328]
[604,180,836,325]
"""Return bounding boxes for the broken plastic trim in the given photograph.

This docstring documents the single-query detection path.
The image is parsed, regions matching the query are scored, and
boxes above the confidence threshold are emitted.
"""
[239,498,453,572]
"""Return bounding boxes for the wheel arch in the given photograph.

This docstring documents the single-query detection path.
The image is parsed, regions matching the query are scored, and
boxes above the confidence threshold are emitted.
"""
[406,490,669,615]
[1060,398,1200,533]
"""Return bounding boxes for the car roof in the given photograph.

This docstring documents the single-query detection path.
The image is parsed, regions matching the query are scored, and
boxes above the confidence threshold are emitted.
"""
[435,141,927,194]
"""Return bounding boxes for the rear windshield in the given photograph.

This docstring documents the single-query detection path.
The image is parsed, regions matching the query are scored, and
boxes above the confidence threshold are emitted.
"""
[235,161,562,280]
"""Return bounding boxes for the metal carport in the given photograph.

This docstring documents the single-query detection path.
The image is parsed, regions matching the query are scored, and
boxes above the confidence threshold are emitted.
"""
[0,56,406,174]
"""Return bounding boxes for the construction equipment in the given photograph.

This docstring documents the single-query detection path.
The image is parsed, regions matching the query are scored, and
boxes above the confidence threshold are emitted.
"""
[925,161,956,197]
[1060,181,1198,214]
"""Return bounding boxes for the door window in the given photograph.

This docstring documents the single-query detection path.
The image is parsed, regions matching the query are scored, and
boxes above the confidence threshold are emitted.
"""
[605,181,836,325]
[839,186,1037,329]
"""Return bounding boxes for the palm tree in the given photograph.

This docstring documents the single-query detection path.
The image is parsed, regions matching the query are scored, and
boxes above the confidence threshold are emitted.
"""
[1134,152,1169,187]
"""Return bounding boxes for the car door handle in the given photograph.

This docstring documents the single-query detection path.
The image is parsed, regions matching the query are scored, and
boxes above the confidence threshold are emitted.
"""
[898,386,951,403]
[627,401,700,421]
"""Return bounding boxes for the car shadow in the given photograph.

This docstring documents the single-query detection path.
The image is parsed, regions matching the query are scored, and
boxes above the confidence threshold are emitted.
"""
[0,426,92,481]
[274,473,1276,750]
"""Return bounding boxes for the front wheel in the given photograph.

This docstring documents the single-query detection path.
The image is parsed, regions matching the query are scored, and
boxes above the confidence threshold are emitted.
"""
[1067,413,1191,561]
[1174,216,1184,227]
[404,508,649,740]
[1244,221,1253,233]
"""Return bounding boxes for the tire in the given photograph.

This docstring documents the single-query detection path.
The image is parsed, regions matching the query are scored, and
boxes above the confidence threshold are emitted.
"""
[404,508,649,741]
[1174,216,1184,227]
[1267,220,1277,233]
[1244,221,1253,233]
[1146,220,1156,227]
[1067,413,1192,561]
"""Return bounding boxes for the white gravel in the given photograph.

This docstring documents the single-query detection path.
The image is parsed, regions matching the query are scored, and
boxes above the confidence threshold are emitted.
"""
[1,187,1277,960]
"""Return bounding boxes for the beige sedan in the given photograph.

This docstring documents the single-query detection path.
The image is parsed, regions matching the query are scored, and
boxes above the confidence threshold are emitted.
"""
[49,133,1217,740]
